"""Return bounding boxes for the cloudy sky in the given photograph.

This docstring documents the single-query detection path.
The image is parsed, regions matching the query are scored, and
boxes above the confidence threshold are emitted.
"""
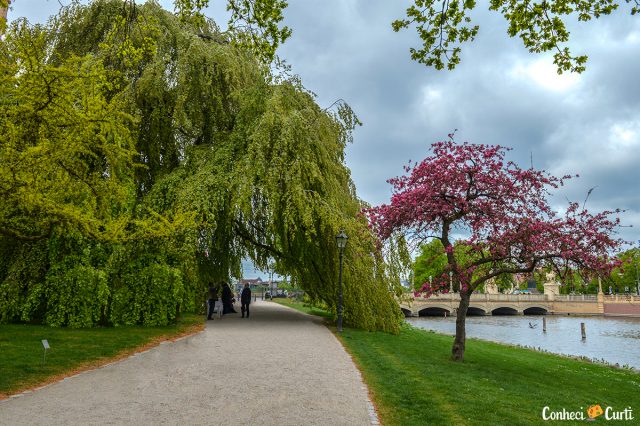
[9,1,640,276]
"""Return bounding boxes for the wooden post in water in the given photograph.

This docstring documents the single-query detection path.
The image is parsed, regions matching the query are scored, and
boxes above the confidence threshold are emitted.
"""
[581,322,586,340]
[543,316,547,333]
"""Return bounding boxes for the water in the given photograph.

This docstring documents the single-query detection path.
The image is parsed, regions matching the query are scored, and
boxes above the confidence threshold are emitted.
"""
[407,315,640,369]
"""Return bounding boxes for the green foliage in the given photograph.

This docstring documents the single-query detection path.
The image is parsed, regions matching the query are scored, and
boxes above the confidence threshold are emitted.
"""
[412,239,498,291]
[412,239,448,289]
[110,263,184,326]
[0,1,402,333]
[226,0,292,64]
[392,0,479,71]
[610,247,640,293]
[393,0,637,73]
[173,0,291,64]
[0,238,49,323]
[175,0,211,27]
[0,20,138,242]
[0,1,7,34]
[44,263,109,328]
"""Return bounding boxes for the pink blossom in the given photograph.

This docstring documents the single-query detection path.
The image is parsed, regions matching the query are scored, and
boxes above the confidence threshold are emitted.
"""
[364,139,624,294]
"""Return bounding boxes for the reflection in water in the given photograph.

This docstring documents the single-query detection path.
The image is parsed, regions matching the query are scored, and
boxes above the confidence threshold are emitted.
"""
[407,315,640,369]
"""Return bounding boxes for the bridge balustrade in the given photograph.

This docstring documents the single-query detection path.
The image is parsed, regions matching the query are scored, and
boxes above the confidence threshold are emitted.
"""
[554,294,598,301]
[413,293,547,302]
[605,294,640,302]
[403,291,640,317]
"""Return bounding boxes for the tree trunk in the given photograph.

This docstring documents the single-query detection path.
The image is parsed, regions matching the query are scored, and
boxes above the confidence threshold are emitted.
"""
[1,1,11,37]
[451,291,471,361]
[1,6,8,28]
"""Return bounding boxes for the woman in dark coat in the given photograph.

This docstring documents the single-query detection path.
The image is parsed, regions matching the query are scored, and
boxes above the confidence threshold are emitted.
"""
[221,282,237,314]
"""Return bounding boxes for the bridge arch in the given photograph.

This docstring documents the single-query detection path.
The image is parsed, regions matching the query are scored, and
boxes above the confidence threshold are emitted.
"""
[523,306,548,315]
[414,302,452,311]
[418,307,451,317]
[400,307,413,317]
[467,306,487,316]
[492,306,519,315]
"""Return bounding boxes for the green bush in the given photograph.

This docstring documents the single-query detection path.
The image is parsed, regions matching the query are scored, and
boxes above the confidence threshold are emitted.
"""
[0,239,49,324]
[44,263,109,327]
[110,263,184,326]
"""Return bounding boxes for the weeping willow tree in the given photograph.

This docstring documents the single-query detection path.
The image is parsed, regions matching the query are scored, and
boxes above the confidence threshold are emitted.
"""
[0,0,403,331]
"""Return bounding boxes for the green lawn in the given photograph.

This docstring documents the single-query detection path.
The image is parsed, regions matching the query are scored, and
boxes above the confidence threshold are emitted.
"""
[0,314,203,398]
[273,297,333,318]
[275,300,640,425]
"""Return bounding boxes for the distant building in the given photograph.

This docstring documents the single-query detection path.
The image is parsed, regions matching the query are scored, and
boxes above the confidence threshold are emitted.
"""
[237,278,264,292]
[236,277,286,294]
[527,276,540,294]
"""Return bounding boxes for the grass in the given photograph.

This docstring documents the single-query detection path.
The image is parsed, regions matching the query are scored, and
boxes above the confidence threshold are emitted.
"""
[273,297,333,318]
[0,314,203,399]
[275,299,640,426]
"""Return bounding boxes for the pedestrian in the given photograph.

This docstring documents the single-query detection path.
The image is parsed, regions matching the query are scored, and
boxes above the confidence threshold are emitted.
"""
[241,283,252,318]
[221,281,237,314]
[207,283,217,320]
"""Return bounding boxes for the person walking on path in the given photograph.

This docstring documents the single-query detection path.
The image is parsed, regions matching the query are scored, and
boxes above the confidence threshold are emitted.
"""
[206,283,218,320]
[241,283,251,318]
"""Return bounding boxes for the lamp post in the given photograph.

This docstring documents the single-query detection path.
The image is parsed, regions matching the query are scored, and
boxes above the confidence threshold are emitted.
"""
[269,268,274,299]
[636,261,639,296]
[449,271,453,293]
[635,249,639,296]
[336,230,348,333]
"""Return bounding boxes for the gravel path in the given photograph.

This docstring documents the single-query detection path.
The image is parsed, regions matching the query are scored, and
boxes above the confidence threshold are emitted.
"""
[0,301,378,426]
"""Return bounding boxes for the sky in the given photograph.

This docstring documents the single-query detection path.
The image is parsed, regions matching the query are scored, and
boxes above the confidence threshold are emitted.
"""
[9,1,640,278]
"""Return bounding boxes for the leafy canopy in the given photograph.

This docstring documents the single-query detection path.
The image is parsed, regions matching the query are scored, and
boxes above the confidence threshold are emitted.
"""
[393,0,639,73]
[0,0,403,332]
[174,0,291,64]
[0,20,136,242]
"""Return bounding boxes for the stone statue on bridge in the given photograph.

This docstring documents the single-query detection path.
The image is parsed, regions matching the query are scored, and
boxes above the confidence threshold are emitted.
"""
[545,270,557,284]
[543,270,560,298]
[484,277,499,294]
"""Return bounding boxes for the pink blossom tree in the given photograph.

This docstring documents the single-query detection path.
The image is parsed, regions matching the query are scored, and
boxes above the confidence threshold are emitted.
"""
[366,137,624,361]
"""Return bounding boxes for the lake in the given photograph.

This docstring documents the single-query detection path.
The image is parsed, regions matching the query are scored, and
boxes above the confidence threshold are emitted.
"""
[407,315,640,369]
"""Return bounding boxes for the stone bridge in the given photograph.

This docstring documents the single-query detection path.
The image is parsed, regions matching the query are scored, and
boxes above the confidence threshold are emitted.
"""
[399,293,640,317]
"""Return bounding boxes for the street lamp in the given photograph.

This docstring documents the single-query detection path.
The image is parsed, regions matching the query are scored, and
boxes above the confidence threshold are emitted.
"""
[618,272,625,295]
[636,261,639,296]
[336,230,348,333]
[634,250,640,296]
[269,267,274,299]
[449,271,453,293]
